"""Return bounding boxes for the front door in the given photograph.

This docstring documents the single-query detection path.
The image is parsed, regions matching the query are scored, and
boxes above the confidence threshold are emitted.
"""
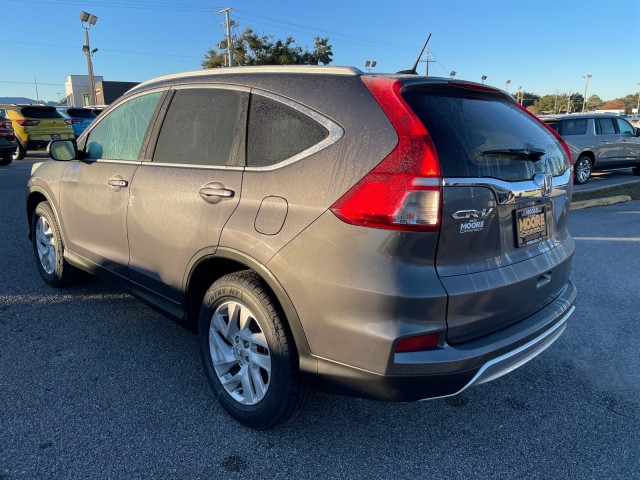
[59,91,164,281]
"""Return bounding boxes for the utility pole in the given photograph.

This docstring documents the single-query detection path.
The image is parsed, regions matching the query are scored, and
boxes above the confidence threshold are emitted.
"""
[636,82,640,114]
[553,90,558,114]
[424,49,435,76]
[219,7,234,67]
[34,78,40,102]
[567,93,572,113]
[581,74,592,112]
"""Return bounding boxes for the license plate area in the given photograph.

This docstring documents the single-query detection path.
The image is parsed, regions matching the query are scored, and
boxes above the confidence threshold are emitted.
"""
[515,205,547,247]
[51,134,61,140]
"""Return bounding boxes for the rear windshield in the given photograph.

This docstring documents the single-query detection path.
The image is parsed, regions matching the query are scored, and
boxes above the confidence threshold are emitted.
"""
[19,107,63,119]
[66,108,96,118]
[403,93,568,180]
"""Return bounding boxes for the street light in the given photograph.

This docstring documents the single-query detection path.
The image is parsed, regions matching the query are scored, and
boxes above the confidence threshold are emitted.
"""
[449,70,457,78]
[505,79,511,92]
[636,82,639,115]
[364,60,377,73]
[80,10,98,106]
[481,75,487,84]
[518,86,523,105]
[581,74,592,113]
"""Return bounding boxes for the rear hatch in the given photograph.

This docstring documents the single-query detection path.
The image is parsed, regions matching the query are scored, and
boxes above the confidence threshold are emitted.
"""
[402,81,573,344]
[18,106,73,139]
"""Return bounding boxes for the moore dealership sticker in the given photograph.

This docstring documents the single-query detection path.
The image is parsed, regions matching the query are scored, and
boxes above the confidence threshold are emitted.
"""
[460,219,485,234]
[515,205,547,247]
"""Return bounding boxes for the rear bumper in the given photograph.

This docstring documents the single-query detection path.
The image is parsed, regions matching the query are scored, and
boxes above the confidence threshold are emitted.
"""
[303,279,576,401]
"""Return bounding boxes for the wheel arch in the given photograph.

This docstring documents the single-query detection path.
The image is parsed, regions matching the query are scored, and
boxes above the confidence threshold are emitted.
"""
[183,247,315,374]
[578,150,596,166]
[26,188,56,241]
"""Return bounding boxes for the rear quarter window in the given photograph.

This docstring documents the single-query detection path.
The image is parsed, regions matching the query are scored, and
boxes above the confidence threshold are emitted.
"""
[247,94,329,168]
[403,92,568,180]
[559,119,588,135]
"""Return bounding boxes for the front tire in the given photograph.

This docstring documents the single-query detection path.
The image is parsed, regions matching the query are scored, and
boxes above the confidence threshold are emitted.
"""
[31,201,78,287]
[574,155,592,184]
[198,270,308,429]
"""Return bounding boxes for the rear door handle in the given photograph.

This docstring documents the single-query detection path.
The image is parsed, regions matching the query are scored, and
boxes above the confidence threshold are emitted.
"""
[199,187,234,198]
[108,179,128,188]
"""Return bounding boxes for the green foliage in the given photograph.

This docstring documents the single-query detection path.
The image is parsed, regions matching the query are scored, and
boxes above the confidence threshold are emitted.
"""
[202,28,333,68]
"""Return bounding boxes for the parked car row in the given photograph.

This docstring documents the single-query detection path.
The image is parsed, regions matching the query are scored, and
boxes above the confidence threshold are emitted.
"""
[540,113,640,184]
[0,103,99,165]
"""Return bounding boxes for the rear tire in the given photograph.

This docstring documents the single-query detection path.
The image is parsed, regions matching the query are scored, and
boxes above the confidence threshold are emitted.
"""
[0,154,11,166]
[13,142,26,160]
[574,155,592,184]
[198,270,309,429]
[31,201,78,287]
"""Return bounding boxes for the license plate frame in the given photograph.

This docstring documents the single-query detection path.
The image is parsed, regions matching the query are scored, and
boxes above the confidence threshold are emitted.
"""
[515,205,547,247]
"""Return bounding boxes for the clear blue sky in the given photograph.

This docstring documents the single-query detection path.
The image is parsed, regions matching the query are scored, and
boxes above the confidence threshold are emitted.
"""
[1,0,639,103]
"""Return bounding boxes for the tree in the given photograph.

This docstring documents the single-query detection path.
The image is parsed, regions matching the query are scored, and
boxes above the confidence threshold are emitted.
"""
[202,28,333,68]
[600,99,626,111]
[587,94,602,110]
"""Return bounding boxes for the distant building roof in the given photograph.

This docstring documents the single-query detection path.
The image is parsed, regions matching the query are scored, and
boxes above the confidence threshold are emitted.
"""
[0,96,41,104]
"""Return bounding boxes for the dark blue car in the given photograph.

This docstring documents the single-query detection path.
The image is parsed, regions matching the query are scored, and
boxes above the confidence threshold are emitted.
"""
[56,107,97,138]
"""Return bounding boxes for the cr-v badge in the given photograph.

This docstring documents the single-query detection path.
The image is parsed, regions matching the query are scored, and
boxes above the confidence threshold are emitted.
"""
[452,208,494,220]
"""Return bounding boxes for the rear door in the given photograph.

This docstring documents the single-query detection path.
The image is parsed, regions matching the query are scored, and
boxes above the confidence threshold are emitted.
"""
[126,86,247,305]
[403,85,573,343]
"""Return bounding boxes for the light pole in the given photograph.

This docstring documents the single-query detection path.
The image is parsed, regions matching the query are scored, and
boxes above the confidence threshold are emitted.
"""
[636,82,640,115]
[364,60,377,74]
[581,74,592,112]
[567,92,572,113]
[449,70,457,78]
[518,86,523,105]
[80,11,98,106]
[505,79,511,92]
[481,75,487,84]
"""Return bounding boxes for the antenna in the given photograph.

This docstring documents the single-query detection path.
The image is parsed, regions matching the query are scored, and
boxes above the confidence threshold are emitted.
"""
[397,33,432,75]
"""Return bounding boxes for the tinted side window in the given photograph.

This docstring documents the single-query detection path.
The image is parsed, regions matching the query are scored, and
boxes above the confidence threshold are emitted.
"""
[153,88,246,167]
[86,92,162,161]
[247,95,329,167]
[596,118,616,135]
[404,93,568,180]
[560,119,588,135]
[616,118,634,135]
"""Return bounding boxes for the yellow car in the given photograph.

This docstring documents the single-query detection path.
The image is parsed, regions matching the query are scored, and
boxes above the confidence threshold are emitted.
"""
[0,104,74,160]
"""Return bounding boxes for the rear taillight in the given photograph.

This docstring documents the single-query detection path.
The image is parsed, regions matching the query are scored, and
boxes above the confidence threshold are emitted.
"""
[330,77,442,231]
[69,119,82,125]
[15,120,39,126]
[516,104,573,165]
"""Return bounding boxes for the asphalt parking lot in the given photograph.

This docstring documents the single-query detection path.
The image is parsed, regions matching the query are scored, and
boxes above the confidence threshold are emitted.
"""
[1,158,639,479]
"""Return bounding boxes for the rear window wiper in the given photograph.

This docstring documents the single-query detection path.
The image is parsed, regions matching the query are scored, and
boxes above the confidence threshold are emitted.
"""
[480,148,545,161]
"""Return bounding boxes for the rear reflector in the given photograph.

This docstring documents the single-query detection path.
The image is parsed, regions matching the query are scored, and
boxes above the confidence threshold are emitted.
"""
[396,333,440,353]
[330,77,442,231]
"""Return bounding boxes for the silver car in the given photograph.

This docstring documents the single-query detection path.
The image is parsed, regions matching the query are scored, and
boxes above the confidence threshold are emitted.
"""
[541,113,640,184]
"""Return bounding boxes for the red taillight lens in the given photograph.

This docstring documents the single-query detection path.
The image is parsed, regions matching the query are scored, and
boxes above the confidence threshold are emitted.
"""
[15,119,40,126]
[330,77,442,231]
[515,103,573,165]
[69,119,82,124]
[396,333,440,353]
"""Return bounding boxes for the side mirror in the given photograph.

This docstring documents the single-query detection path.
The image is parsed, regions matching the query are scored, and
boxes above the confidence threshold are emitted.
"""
[48,139,77,161]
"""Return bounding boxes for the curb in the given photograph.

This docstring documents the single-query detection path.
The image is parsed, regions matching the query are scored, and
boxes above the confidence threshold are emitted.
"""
[570,195,633,210]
